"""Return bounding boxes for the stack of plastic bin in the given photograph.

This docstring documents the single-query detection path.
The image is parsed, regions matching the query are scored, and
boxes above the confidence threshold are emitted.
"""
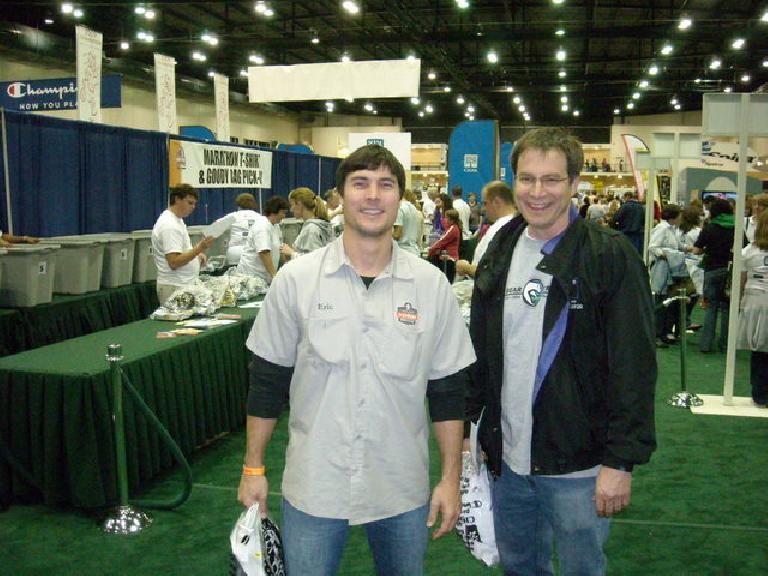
[0,244,59,306]
[75,233,135,288]
[279,218,303,247]
[131,229,157,282]
[40,237,104,294]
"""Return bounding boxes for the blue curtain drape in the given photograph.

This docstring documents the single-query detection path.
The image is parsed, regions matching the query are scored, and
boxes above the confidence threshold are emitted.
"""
[1,110,167,236]
[0,113,342,235]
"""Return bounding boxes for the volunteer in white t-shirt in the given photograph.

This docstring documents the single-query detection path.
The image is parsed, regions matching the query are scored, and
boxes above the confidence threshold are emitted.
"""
[216,193,261,265]
[151,184,214,303]
[455,180,516,278]
[236,196,290,285]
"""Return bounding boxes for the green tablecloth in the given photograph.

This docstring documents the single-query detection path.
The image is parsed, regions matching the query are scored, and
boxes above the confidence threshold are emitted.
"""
[0,281,159,356]
[0,306,258,507]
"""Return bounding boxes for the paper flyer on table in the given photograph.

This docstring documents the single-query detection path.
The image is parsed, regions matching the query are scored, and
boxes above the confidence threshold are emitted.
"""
[203,215,235,238]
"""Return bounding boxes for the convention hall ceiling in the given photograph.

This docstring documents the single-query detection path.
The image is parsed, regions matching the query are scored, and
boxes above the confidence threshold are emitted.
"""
[1,1,767,132]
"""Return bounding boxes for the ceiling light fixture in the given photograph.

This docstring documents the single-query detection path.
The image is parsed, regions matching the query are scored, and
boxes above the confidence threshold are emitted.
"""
[506,86,514,92]
[254,2,274,17]
[456,0,470,8]
[573,110,580,117]
[518,105,526,112]
[425,104,434,113]
[487,50,498,64]
[364,102,373,111]
[560,85,567,92]
[456,96,465,105]
[192,51,207,62]
[467,104,475,113]
[325,101,335,112]
[561,104,569,112]
[632,91,640,99]
[649,64,659,75]
[410,97,420,105]
[240,69,248,77]
[61,3,74,14]
[512,96,521,104]
[144,9,155,20]
[73,8,83,18]
[741,74,751,83]
[134,6,146,15]
[556,48,566,61]
[670,97,678,105]
[709,57,722,69]
[613,108,620,115]
[674,103,682,110]
[731,38,745,50]
[418,111,425,117]
[340,53,351,63]
[120,41,129,50]
[661,44,673,56]
[201,33,219,46]
[427,71,436,80]
[678,16,692,30]
[406,54,416,61]
[44,18,54,25]
[555,28,565,37]
[249,54,264,65]
[558,70,566,78]
[342,1,360,15]
[627,102,635,110]
[764,59,768,68]
[723,86,732,93]
[560,96,568,103]
[442,86,451,93]
[552,0,565,5]
[639,80,649,88]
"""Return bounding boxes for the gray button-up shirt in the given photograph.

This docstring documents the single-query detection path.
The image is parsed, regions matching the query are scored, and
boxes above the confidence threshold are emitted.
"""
[246,237,475,524]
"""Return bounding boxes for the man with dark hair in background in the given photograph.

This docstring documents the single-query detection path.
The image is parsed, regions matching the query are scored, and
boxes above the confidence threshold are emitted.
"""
[238,144,475,575]
[151,184,213,302]
[235,195,290,285]
[611,190,646,253]
[468,127,656,575]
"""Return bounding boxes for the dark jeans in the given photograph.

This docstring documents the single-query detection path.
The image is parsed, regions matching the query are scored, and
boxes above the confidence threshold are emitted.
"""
[700,267,730,352]
[751,351,768,405]
[428,254,456,284]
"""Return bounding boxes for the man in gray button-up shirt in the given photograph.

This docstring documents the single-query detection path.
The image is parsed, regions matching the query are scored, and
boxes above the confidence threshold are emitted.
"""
[238,144,476,575]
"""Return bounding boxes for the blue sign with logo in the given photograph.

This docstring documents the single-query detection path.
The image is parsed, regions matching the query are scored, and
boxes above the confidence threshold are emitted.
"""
[0,74,122,112]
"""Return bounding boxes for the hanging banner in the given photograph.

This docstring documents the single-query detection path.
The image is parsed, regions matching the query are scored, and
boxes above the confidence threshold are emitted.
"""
[168,139,272,189]
[249,59,420,102]
[448,120,499,197]
[75,25,102,122]
[213,73,230,143]
[0,75,122,112]
[154,53,177,134]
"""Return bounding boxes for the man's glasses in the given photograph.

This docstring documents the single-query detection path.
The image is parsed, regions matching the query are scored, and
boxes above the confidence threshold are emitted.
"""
[516,175,569,190]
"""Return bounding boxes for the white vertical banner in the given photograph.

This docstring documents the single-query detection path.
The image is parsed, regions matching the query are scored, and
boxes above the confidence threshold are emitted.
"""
[75,25,102,122]
[213,73,230,142]
[154,53,178,134]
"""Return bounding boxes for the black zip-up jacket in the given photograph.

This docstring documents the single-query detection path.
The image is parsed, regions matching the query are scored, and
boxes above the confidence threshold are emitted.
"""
[467,215,657,477]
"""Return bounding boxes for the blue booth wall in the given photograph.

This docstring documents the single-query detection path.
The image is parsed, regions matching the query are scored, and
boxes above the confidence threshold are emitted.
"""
[447,120,499,198]
[0,110,341,236]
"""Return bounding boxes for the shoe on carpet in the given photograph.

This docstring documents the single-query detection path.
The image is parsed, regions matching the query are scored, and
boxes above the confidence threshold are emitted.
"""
[655,338,670,349]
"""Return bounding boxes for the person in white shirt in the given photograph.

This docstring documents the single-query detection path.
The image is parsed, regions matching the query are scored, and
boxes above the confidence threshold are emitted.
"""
[455,180,516,278]
[235,196,290,285]
[217,193,261,266]
[451,186,472,240]
[392,189,424,256]
[324,188,344,236]
[421,189,437,223]
[151,184,214,302]
[745,193,768,243]
[238,144,475,575]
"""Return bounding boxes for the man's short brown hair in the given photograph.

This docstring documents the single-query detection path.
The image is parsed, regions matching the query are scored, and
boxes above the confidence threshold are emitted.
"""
[169,184,199,205]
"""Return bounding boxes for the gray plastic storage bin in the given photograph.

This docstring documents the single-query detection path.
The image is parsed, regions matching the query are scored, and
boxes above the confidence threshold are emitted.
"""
[131,229,157,282]
[279,218,303,247]
[41,237,105,294]
[0,245,58,307]
[77,234,135,288]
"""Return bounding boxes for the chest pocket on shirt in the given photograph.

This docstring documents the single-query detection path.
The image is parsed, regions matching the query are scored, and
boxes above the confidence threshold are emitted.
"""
[306,313,351,365]
[367,320,424,382]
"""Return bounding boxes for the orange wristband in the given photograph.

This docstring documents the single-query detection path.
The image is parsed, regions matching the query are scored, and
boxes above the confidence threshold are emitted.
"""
[242,465,266,476]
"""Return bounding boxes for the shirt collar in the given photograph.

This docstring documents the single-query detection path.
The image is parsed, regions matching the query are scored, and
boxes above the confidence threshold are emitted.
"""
[322,235,415,280]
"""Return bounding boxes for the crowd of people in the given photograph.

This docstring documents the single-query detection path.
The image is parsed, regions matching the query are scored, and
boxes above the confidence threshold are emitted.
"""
[143,131,766,576]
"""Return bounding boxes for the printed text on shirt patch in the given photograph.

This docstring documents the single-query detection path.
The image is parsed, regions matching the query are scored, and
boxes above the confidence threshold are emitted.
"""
[396,302,419,325]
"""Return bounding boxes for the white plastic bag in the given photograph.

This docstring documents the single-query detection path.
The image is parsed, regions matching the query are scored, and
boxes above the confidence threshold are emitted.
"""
[455,422,499,566]
[230,503,267,576]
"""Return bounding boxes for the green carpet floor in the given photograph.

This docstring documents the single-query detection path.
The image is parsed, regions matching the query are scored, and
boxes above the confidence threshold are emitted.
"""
[2,317,767,575]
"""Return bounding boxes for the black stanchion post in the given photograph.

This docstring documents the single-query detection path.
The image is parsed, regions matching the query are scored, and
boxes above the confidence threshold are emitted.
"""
[667,287,704,408]
[102,343,153,534]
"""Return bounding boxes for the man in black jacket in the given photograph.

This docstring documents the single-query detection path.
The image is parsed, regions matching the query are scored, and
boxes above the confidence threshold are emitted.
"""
[467,127,656,575]
[611,191,646,253]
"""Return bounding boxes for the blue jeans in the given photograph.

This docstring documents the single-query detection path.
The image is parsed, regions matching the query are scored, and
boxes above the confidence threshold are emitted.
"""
[491,462,610,575]
[281,499,429,576]
[700,267,730,352]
